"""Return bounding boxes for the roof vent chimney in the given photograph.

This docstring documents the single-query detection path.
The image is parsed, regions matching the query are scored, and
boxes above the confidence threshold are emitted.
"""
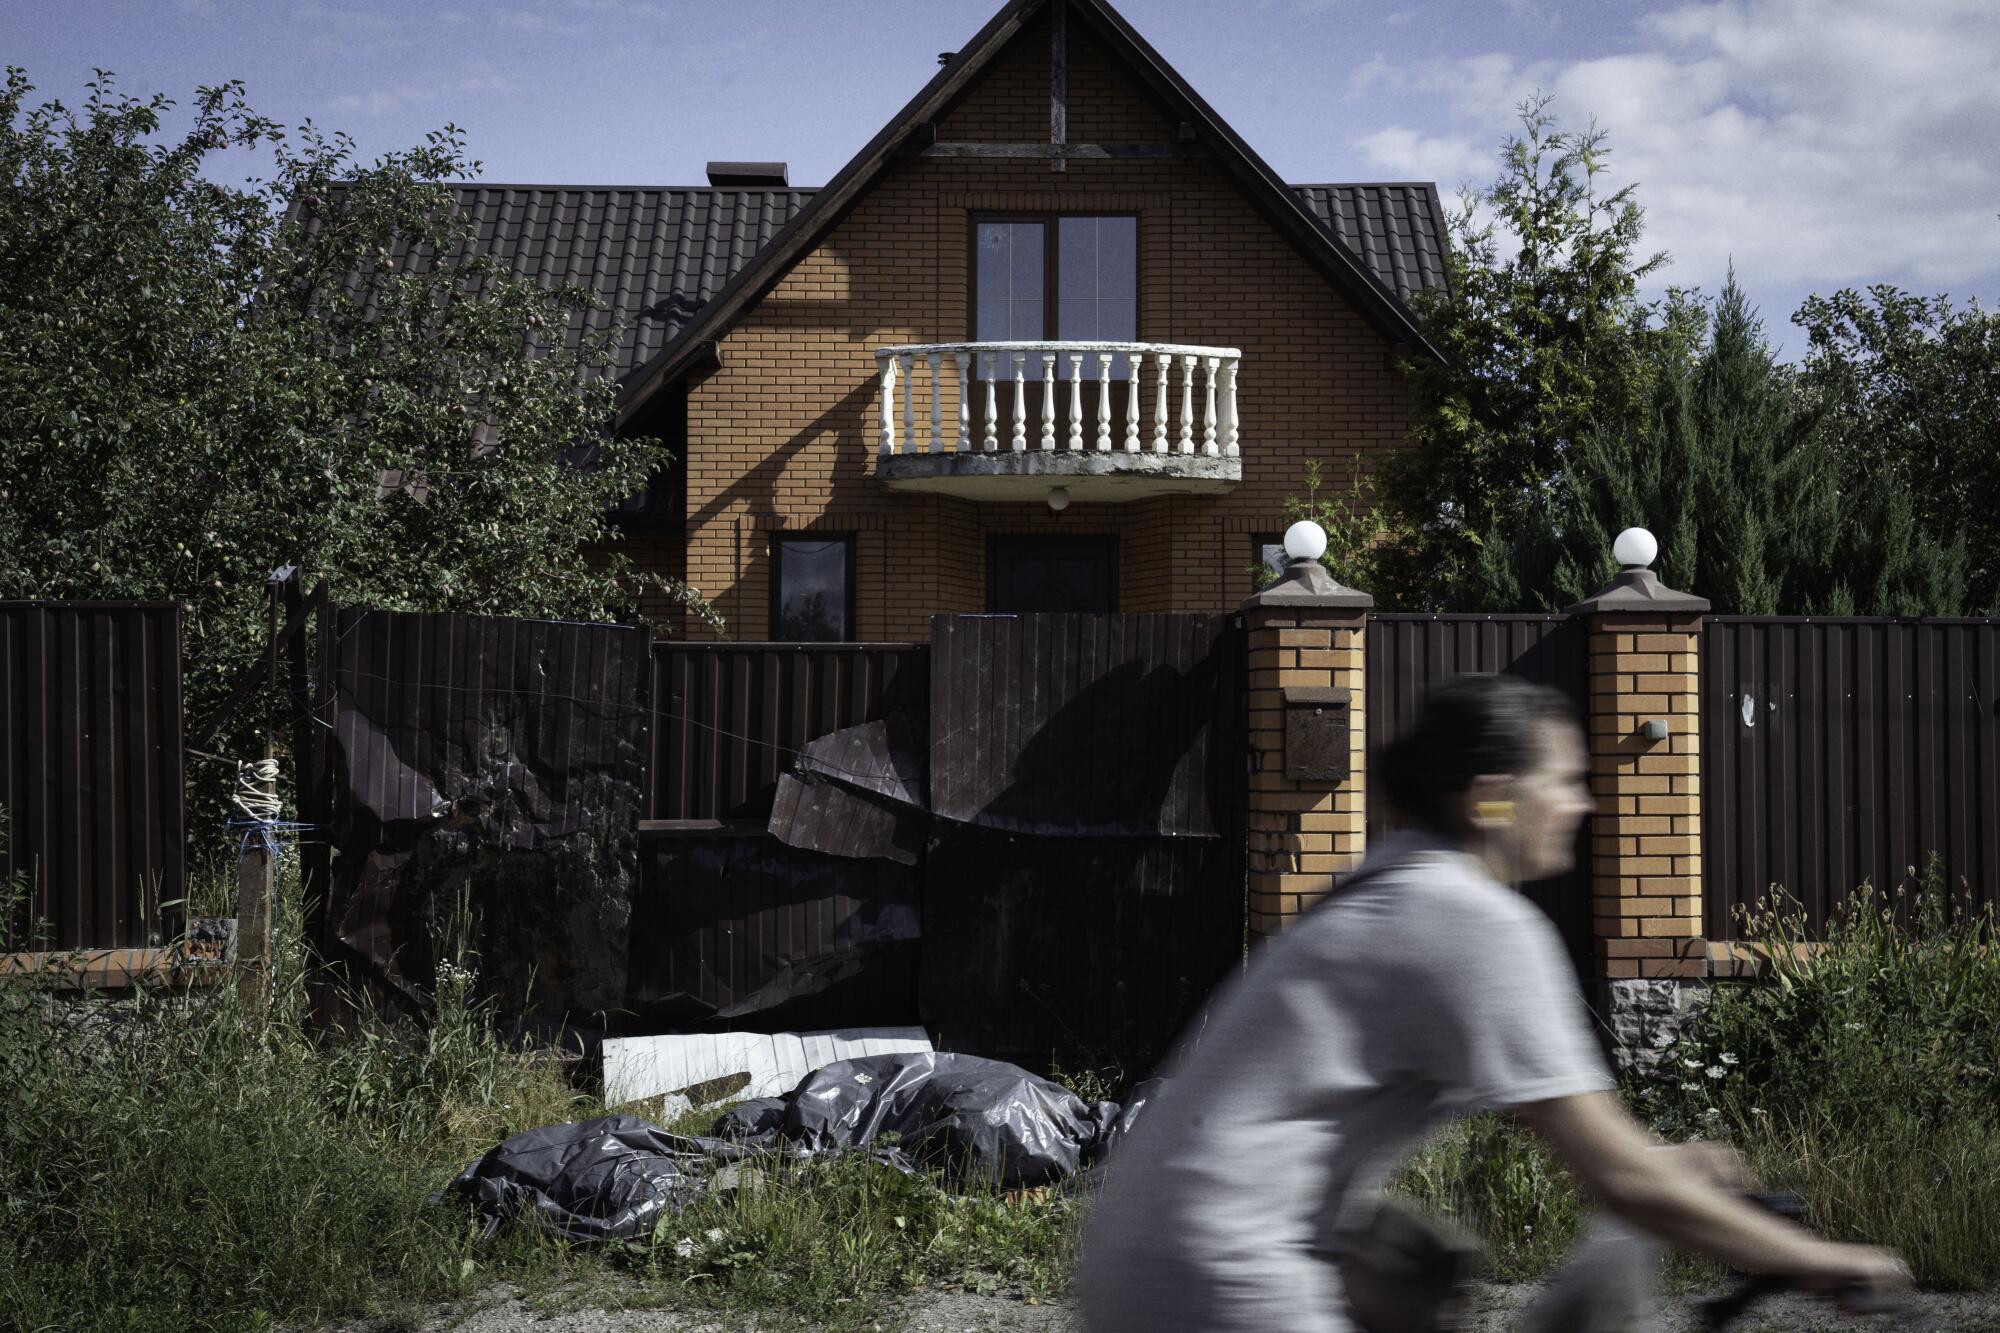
[938,51,956,67]
[705,161,788,188]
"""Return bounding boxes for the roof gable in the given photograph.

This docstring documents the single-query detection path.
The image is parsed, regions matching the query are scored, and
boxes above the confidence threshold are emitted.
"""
[612,0,1444,422]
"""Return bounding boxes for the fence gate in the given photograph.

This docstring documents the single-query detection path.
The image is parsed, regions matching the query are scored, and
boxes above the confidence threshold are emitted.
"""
[921,613,1246,1065]
[1702,617,2000,937]
[1366,614,1593,974]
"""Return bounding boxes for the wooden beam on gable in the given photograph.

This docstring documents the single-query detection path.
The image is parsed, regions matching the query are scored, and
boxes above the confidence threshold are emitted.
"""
[1050,0,1067,173]
[913,142,1210,160]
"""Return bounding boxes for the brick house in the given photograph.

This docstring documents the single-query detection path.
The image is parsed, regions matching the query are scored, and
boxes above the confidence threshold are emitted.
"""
[451,0,1447,639]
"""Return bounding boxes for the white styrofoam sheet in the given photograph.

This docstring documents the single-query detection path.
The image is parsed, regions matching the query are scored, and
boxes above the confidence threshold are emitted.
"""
[602,1027,933,1111]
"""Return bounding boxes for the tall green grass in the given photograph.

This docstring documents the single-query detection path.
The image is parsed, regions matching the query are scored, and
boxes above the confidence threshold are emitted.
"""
[0,846,1083,1332]
[1638,861,2000,1288]
[6,831,1994,1330]
[0,860,593,1333]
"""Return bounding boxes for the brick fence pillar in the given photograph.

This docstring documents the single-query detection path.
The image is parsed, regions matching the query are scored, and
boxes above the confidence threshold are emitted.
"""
[1566,546,1710,981]
[1240,538,1372,940]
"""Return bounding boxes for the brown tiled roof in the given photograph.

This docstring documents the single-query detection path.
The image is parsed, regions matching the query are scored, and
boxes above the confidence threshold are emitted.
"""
[1291,183,1451,305]
[448,184,815,380]
[389,179,1442,386]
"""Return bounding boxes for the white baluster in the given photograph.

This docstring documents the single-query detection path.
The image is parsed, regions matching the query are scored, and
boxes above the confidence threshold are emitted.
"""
[1178,354,1196,454]
[1222,357,1240,458]
[1202,355,1220,456]
[1095,351,1114,451]
[878,353,897,455]
[955,352,972,452]
[899,353,916,455]
[1152,352,1170,453]
[1011,353,1028,452]
[1040,353,1057,450]
[1125,355,1141,452]
[927,352,944,452]
[1067,353,1084,450]
[983,353,999,451]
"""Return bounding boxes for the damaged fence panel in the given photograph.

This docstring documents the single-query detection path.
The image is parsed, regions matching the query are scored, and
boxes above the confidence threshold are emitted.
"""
[649,643,929,821]
[636,643,928,1029]
[321,608,648,1019]
[627,825,920,1031]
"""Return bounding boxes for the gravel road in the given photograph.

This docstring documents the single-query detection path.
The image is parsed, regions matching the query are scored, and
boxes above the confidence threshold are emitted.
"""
[336,1281,2000,1332]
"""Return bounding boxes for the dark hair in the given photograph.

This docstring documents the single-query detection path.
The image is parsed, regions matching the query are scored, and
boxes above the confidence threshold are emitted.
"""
[1377,675,1579,831]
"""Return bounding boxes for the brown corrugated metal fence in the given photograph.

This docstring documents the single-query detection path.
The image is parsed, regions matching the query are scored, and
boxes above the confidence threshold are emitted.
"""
[0,602,185,950]
[649,643,930,821]
[1367,613,1593,973]
[635,642,929,1030]
[921,613,1246,1061]
[1702,617,2000,936]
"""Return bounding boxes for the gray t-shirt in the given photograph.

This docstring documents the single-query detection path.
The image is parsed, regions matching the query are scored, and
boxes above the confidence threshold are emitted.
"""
[1077,834,1613,1333]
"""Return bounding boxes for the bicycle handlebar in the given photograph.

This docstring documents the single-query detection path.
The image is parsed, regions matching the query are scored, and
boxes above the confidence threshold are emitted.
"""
[1696,1192,1906,1330]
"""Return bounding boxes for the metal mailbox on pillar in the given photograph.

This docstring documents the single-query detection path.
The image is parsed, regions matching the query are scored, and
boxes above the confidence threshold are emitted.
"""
[1283,687,1351,782]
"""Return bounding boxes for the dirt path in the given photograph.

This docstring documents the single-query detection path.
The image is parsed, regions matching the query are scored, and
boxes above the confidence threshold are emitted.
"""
[352,1281,2000,1332]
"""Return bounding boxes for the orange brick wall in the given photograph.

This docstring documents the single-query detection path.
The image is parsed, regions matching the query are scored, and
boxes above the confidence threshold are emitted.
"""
[1588,614,1707,979]
[620,10,1412,641]
[1244,608,1368,937]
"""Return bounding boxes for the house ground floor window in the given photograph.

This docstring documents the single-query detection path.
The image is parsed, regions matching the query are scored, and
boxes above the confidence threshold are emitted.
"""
[1252,532,1287,589]
[987,534,1119,613]
[771,533,855,641]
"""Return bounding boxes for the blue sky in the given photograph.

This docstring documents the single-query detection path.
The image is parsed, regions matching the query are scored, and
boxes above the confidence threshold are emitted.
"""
[11,0,1998,360]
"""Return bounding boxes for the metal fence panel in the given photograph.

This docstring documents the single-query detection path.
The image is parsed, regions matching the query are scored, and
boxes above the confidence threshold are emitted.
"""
[649,643,929,821]
[639,641,927,1029]
[628,827,920,1031]
[320,607,648,1016]
[1703,618,2000,936]
[0,602,185,950]
[1365,614,1593,974]
[921,613,1246,1062]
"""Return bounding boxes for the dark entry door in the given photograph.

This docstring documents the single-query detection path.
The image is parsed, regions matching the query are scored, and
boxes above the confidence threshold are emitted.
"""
[987,535,1118,613]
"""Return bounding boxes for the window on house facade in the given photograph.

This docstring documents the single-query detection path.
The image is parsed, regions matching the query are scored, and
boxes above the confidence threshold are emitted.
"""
[1251,532,1289,589]
[974,215,1137,377]
[771,535,854,641]
[988,534,1119,613]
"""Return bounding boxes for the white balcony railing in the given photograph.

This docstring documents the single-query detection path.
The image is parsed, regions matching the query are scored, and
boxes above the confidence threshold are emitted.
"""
[874,341,1240,460]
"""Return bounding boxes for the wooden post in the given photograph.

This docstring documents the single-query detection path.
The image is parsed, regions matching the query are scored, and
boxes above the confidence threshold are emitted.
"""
[234,568,295,1016]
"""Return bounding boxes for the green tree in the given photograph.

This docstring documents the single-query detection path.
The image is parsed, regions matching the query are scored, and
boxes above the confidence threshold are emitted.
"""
[1794,286,2000,612]
[1467,275,1968,615]
[1251,459,1388,594]
[1381,95,1702,609]
[0,71,713,766]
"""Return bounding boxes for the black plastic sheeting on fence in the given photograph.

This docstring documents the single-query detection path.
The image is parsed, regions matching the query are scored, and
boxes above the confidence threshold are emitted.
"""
[626,828,920,1032]
[441,1054,1148,1240]
[322,609,649,1019]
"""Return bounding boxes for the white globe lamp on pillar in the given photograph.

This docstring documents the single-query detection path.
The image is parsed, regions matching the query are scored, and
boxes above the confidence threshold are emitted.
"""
[1283,519,1328,565]
[1612,526,1658,570]
[1241,517,1371,610]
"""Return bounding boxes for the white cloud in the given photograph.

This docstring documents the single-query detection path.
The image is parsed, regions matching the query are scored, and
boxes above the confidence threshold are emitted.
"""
[1354,126,1490,188]
[1351,0,2000,292]
[331,86,431,117]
